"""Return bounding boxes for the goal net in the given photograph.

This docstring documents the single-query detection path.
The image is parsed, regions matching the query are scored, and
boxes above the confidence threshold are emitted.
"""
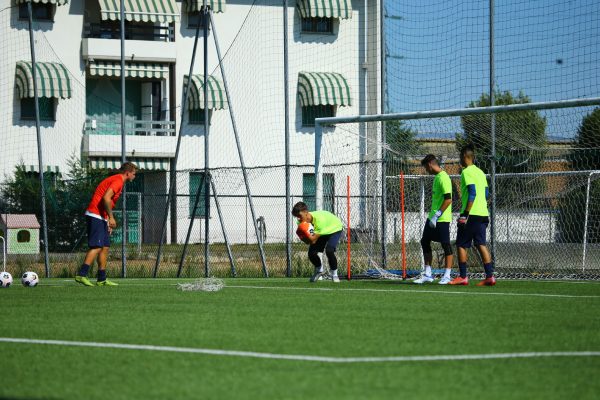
[316,99,600,280]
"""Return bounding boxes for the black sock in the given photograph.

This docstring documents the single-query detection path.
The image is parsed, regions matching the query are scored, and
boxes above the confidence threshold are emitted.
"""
[79,264,90,277]
[459,263,467,278]
[484,262,494,278]
[97,269,106,282]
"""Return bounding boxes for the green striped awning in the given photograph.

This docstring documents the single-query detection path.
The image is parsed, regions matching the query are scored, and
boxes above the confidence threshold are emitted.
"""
[184,75,228,110]
[184,0,225,13]
[296,0,353,20]
[90,158,170,171]
[297,72,351,107]
[15,61,72,99]
[24,165,60,173]
[98,0,180,23]
[88,61,169,79]
[15,0,69,5]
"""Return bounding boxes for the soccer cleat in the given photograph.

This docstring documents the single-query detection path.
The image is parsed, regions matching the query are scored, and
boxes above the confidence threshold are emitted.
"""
[476,276,497,286]
[309,269,324,283]
[449,276,469,285]
[75,275,94,287]
[438,275,452,285]
[332,275,340,283]
[412,274,434,284]
[96,279,119,286]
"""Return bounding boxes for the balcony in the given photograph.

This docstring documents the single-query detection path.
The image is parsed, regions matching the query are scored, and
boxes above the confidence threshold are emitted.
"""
[83,118,177,158]
[82,23,176,63]
[84,23,174,42]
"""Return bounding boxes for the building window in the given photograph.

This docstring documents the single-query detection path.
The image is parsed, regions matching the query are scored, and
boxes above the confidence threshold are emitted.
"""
[19,3,54,22]
[302,105,335,127]
[301,17,333,33]
[189,171,208,218]
[17,230,31,243]
[187,11,209,29]
[189,109,211,125]
[21,97,56,121]
[302,173,335,212]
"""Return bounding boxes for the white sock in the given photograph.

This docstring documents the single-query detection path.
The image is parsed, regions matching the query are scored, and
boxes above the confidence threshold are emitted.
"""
[424,265,432,276]
[444,268,451,278]
[331,269,338,277]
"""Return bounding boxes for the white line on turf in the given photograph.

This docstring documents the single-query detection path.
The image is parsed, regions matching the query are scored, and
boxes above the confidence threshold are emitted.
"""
[49,280,600,298]
[225,285,600,299]
[0,337,598,363]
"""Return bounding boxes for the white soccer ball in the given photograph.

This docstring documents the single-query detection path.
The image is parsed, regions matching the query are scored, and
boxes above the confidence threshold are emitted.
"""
[21,271,39,287]
[0,271,13,288]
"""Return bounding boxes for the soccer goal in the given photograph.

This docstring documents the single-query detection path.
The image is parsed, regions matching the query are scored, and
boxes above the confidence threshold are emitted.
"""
[314,97,600,280]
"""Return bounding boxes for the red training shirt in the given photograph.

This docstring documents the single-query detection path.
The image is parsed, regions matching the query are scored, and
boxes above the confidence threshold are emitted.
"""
[86,174,125,220]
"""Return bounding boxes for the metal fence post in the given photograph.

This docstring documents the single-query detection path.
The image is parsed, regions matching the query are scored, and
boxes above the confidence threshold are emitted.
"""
[26,2,50,278]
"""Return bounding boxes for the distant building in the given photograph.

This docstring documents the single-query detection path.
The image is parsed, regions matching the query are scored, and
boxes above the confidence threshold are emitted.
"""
[0,0,382,244]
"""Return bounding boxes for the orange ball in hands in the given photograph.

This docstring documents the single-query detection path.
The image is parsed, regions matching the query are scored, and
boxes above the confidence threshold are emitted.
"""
[296,221,315,244]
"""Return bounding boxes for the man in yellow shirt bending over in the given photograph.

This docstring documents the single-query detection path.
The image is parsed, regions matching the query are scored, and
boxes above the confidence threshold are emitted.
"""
[292,201,344,283]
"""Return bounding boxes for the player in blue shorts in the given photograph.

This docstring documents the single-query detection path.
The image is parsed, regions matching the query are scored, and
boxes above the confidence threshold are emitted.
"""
[75,162,137,286]
[450,145,496,286]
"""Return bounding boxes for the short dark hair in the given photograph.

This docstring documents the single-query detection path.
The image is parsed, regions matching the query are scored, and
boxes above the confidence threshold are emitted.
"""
[292,201,309,217]
[118,162,137,173]
[460,144,475,157]
[421,154,438,167]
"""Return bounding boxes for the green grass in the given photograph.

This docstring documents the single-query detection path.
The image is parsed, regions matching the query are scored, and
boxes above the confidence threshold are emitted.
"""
[1,278,599,399]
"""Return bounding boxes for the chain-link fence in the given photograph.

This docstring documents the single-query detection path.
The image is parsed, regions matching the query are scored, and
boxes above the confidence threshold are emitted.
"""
[1,1,599,279]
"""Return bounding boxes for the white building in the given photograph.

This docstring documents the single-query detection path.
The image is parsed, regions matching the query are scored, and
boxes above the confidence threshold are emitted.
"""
[0,0,381,244]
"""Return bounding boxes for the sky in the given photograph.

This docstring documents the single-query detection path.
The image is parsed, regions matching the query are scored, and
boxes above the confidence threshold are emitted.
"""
[384,0,600,139]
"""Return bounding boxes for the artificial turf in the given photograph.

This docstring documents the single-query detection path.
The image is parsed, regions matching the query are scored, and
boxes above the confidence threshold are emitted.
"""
[1,278,599,399]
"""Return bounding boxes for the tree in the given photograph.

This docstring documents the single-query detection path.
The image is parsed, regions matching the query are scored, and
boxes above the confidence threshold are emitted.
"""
[384,120,423,212]
[1,163,63,250]
[456,91,548,209]
[559,107,600,243]
[568,107,600,171]
[0,155,108,251]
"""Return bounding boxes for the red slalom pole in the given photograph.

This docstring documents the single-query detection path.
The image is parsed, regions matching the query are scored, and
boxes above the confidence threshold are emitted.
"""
[400,172,406,279]
[347,175,351,280]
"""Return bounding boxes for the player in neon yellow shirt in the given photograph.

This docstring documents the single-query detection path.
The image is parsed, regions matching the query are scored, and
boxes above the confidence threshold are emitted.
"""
[413,154,454,284]
[450,144,496,286]
[292,201,344,283]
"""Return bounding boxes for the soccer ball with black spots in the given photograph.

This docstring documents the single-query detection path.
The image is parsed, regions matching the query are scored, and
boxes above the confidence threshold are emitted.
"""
[21,271,39,287]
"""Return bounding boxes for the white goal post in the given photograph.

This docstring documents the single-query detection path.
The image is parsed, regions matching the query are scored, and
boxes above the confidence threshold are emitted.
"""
[314,97,600,279]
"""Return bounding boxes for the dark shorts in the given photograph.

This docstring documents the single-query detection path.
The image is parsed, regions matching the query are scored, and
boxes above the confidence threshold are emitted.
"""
[87,216,110,248]
[421,221,451,244]
[309,230,343,253]
[456,215,489,249]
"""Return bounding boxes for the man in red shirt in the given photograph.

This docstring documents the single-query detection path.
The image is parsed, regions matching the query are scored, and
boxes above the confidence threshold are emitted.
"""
[75,162,137,286]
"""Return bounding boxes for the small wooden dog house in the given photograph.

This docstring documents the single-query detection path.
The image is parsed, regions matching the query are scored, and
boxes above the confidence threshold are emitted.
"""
[0,214,40,254]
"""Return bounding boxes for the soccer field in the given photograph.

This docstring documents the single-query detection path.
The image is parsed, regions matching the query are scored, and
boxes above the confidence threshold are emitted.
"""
[1,278,599,400]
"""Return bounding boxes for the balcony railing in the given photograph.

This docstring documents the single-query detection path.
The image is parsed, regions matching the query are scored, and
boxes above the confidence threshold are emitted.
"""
[84,23,174,42]
[85,118,176,137]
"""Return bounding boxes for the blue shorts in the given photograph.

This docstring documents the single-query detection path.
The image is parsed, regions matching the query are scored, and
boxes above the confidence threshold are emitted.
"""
[456,216,489,249]
[310,230,343,253]
[87,216,110,248]
[421,221,451,244]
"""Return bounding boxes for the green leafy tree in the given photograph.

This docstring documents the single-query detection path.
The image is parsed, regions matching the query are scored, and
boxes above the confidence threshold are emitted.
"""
[384,120,422,212]
[568,107,600,171]
[0,156,108,251]
[559,107,600,243]
[1,163,63,250]
[456,91,548,208]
